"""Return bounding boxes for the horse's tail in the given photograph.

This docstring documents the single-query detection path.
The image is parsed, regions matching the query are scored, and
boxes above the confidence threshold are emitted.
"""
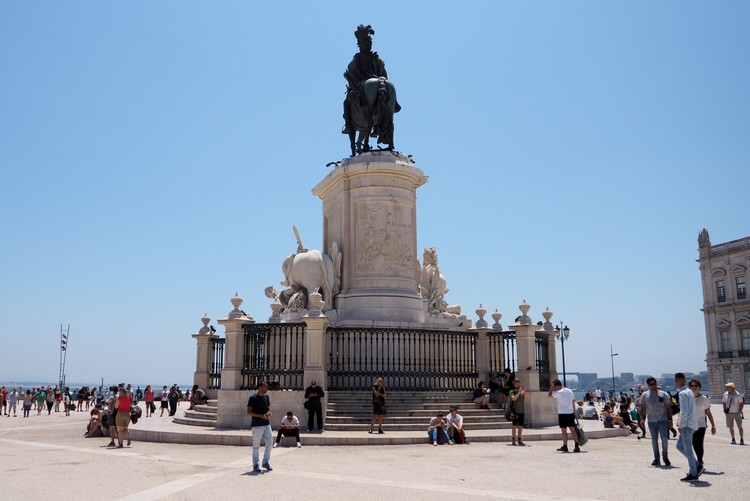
[375,79,393,145]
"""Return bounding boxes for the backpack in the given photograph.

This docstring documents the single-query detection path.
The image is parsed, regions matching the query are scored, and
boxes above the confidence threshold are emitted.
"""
[130,405,142,424]
[667,391,680,415]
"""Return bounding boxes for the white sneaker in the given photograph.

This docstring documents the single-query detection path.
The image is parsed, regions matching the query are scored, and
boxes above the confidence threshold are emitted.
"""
[297,442,302,448]
[272,442,279,448]
[432,441,437,446]
[449,440,455,445]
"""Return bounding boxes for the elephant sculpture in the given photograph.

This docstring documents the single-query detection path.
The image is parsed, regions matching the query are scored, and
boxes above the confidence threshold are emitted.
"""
[281,248,339,311]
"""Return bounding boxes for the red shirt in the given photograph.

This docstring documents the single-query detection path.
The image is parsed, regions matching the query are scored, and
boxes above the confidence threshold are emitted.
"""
[116,395,132,414]
[145,389,154,403]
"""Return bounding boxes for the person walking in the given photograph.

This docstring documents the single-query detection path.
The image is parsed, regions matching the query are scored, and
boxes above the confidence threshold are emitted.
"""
[247,381,273,473]
[369,377,387,434]
[722,382,745,445]
[548,379,580,452]
[159,385,169,417]
[114,388,132,448]
[168,385,181,416]
[22,390,33,418]
[638,377,673,466]
[144,385,155,417]
[509,379,528,446]
[674,372,701,481]
[690,379,715,471]
[303,379,325,433]
[7,388,18,417]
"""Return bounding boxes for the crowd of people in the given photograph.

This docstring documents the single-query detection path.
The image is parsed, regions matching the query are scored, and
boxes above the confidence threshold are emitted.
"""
[5,374,744,483]
[549,373,745,483]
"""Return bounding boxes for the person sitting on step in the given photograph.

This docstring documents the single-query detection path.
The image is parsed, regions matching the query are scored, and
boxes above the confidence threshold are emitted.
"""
[273,411,302,448]
[473,381,491,409]
[427,412,453,446]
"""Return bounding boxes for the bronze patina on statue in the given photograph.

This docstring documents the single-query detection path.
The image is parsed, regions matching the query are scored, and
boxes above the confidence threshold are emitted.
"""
[342,24,401,157]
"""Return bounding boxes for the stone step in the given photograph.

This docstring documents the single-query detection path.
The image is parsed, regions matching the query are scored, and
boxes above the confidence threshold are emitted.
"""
[193,405,218,414]
[325,416,505,425]
[326,409,505,420]
[328,391,472,398]
[328,402,497,411]
[324,422,512,432]
[173,416,218,427]
[184,410,217,420]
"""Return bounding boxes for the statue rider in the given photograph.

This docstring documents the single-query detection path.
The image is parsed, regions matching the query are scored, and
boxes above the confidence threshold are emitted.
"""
[342,24,401,136]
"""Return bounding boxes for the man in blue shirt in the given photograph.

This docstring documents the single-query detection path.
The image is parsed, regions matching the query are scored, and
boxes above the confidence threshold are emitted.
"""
[247,381,273,473]
[675,372,701,481]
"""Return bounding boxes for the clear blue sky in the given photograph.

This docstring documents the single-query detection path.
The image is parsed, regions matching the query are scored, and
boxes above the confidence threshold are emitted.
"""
[1,2,748,387]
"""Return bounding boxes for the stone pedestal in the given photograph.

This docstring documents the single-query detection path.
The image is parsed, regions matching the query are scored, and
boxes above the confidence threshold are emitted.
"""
[192,314,218,398]
[313,151,428,326]
[512,323,540,392]
[217,319,254,391]
[473,326,493,382]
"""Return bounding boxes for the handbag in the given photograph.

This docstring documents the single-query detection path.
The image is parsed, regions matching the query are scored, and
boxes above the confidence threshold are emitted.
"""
[574,419,588,446]
[303,400,312,411]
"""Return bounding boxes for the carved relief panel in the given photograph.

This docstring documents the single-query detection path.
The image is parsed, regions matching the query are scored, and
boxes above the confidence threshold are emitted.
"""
[355,201,414,276]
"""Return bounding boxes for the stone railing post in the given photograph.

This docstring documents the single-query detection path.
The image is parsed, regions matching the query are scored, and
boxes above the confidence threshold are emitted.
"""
[303,300,331,424]
[217,293,255,391]
[512,300,539,392]
[216,293,255,428]
[472,304,492,382]
[192,313,218,397]
[541,307,559,383]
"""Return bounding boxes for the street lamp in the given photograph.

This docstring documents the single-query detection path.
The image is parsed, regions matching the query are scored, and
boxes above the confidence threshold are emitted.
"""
[610,344,619,399]
[557,323,571,387]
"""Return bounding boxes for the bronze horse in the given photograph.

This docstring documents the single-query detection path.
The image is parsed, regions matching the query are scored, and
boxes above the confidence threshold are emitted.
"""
[347,77,399,157]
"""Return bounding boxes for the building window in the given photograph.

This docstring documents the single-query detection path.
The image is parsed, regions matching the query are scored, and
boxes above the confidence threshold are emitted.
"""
[724,372,733,386]
[742,329,750,351]
[717,281,726,302]
[721,331,732,352]
[737,277,746,300]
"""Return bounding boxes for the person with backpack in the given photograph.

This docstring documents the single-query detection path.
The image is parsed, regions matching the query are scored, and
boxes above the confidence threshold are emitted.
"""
[168,385,182,416]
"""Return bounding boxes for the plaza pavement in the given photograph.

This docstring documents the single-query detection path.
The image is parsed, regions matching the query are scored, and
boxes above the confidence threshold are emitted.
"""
[1,405,748,500]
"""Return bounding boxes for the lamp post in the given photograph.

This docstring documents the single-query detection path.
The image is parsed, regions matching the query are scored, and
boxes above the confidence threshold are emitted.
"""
[610,344,619,399]
[557,323,570,387]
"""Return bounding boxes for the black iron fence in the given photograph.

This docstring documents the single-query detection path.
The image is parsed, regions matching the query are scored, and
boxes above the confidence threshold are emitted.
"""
[327,327,478,391]
[488,330,517,375]
[209,337,225,390]
[535,332,550,391]
[241,323,305,391]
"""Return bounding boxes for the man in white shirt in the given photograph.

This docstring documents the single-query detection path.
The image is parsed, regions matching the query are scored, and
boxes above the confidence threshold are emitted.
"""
[722,382,745,445]
[446,406,464,444]
[675,372,700,481]
[273,411,302,448]
[548,379,580,453]
[583,401,598,420]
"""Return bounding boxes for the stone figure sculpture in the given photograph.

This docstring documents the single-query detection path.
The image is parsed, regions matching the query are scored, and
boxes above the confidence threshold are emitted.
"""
[420,247,461,317]
[267,227,342,312]
[698,228,711,248]
[342,24,400,156]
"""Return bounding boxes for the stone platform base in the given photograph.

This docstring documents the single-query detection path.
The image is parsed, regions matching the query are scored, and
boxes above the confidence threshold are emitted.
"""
[127,402,629,446]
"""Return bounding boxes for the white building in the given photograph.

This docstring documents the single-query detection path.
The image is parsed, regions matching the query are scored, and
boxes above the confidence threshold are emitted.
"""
[697,229,750,395]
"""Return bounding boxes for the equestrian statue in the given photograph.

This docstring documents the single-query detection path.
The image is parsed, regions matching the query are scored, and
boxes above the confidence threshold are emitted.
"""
[342,24,401,156]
